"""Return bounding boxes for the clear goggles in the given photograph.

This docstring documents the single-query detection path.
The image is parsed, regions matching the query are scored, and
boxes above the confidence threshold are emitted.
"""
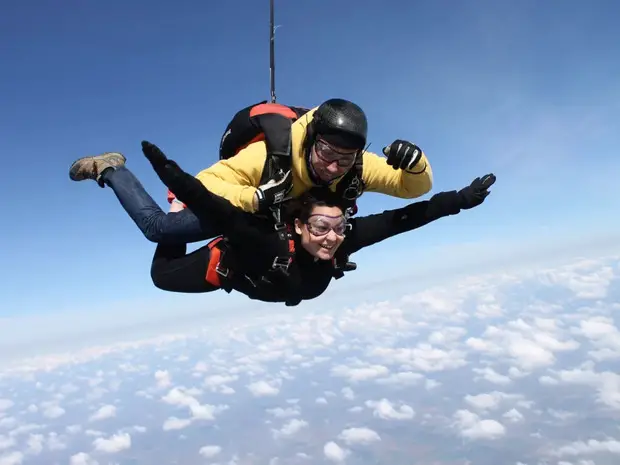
[314,138,358,168]
[305,214,348,237]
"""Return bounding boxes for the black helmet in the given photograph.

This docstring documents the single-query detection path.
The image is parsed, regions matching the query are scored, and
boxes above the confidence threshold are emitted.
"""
[311,98,368,150]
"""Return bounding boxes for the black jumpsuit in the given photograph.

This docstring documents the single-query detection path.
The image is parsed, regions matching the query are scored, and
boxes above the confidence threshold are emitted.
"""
[149,158,466,305]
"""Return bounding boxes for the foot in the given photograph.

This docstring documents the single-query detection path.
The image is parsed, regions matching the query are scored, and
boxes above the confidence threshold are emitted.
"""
[69,152,126,186]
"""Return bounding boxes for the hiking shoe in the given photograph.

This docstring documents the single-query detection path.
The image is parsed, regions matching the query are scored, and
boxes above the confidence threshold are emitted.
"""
[69,152,126,186]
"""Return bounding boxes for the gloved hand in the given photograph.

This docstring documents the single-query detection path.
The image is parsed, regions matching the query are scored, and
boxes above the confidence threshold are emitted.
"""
[254,169,293,214]
[458,173,496,209]
[142,140,173,171]
[383,140,424,172]
[141,140,200,205]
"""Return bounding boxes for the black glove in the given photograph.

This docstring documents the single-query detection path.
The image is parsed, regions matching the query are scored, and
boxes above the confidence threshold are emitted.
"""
[383,140,424,172]
[458,173,496,210]
[142,140,173,172]
[141,140,208,210]
[254,169,293,214]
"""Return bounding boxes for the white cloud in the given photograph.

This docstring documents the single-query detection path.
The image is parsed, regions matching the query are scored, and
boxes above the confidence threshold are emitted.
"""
[92,432,131,453]
[323,441,349,463]
[161,386,229,422]
[338,427,381,445]
[369,343,468,372]
[247,380,281,397]
[538,259,615,300]
[266,406,300,418]
[41,403,65,419]
[331,363,390,382]
[453,409,506,440]
[46,432,67,451]
[273,419,308,438]
[540,365,620,411]
[162,417,192,431]
[551,438,620,457]
[65,425,81,435]
[575,316,620,361]
[464,391,523,411]
[89,404,116,422]
[84,430,103,437]
[69,452,98,465]
[425,379,441,390]
[0,419,15,430]
[0,451,24,465]
[375,371,424,386]
[502,408,524,423]
[473,367,512,385]
[198,445,222,458]
[25,434,44,455]
[204,374,238,393]
[154,370,172,389]
[0,333,191,378]
[0,436,15,452]
[466,315,580,371]
[428,327,467,345]
[341,387,355,400]
[365,399,415,420]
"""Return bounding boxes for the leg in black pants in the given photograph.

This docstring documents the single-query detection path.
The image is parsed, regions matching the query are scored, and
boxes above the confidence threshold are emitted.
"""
[150,243,220,293]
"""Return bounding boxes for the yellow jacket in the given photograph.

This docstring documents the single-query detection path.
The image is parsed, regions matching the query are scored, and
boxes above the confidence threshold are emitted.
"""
[195,107,433,212]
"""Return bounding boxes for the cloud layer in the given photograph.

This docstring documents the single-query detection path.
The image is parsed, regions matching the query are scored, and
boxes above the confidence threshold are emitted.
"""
[0,253,619,464]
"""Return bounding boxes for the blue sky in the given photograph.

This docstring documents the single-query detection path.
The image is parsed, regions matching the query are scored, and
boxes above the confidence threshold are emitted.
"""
[1,0,619,326]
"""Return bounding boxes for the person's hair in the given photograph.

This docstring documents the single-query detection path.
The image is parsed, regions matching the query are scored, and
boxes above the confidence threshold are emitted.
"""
[282,188,347,223]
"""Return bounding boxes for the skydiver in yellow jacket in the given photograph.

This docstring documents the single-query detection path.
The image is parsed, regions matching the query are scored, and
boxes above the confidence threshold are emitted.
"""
[192,98,432,217]
[69,98,433,248]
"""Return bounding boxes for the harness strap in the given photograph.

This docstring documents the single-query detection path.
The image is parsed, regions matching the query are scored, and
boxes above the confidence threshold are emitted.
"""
[270,220,296,275]
[205,237,233,292]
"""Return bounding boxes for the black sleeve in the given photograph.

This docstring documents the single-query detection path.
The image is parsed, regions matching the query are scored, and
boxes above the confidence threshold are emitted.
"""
[151,158,279,252]
[343,190,463,255]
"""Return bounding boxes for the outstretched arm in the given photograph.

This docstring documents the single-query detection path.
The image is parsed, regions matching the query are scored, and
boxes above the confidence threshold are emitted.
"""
[344,174,496,255]
[141,141,291,272]
[141,141,253,238]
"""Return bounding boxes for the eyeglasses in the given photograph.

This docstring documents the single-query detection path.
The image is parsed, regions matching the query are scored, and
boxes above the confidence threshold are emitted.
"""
[305,214,348,237]
[314,139,358,168]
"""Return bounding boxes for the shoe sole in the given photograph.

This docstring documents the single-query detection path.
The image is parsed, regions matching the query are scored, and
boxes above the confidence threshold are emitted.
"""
[69,153,126,181]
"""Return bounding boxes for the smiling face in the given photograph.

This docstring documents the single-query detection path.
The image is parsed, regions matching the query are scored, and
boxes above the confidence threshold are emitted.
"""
[294,204,347,260]
[309,138,358,183]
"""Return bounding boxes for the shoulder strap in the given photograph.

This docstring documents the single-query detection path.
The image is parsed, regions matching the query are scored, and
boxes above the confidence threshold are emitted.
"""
[330,154,365,277]
[219,101,300,185]
[250,108,296,185]
[334,154,365,215]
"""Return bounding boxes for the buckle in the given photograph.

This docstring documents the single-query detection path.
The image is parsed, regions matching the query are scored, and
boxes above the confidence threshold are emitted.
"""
[343,186,360,201]
[272,256,291,273]
[269,205,282,224]
[344,206,357,220]
[333,258,356,272]
[215,262,230,278]
[344,261,357,272]
[274,221,287,231]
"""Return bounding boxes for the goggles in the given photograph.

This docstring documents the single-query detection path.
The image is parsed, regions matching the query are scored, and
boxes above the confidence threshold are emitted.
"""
[314,139,358,168]
[305,214,348,237]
